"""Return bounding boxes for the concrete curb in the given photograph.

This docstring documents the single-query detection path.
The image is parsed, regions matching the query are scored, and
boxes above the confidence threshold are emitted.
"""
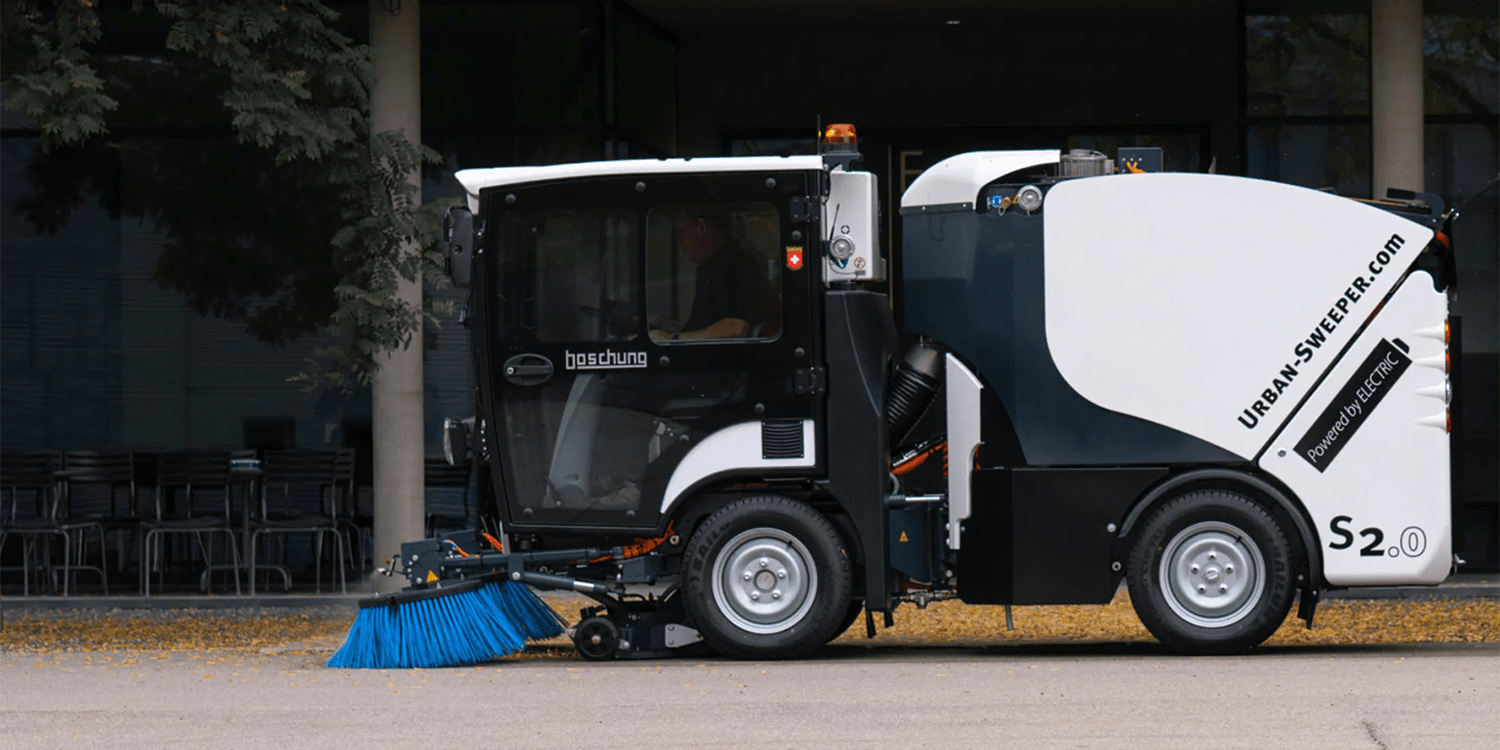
[4,576,1495,612]
[1324,585,1499,600]
[1324,573,1498,601]
[0,594,365,612]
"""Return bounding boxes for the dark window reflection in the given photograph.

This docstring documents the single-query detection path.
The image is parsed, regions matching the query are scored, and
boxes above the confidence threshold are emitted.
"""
[495,208,642,344]
[1424,15,1499,117]
[1246,14,1371,118]
[1248,123,1371,197]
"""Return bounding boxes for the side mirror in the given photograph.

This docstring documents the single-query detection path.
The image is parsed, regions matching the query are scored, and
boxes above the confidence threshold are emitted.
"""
[442,416,474,465]
[442,206,475,289]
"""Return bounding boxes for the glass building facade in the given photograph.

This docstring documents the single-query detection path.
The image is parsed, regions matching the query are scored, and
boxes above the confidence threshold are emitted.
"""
[3,0,1495,568]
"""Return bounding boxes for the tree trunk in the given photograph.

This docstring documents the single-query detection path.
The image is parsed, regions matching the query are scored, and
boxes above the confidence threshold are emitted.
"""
[370,0,424,592]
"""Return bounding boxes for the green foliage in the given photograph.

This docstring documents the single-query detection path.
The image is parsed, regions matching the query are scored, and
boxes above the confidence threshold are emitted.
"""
[149,0,369,163]
[2,0,118,149]
[2,0,445,391]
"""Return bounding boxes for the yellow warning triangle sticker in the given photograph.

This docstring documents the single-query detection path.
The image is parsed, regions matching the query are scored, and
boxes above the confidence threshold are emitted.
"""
[425,570,439,583]
[898,531,909,543]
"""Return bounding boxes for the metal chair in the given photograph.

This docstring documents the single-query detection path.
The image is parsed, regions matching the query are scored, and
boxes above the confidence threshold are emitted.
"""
[58,450,140,585]
[250,449,346,594]
[1,451,108,595]
[140,451,242,595]
[1,451,59,594]
[332,448,373,573]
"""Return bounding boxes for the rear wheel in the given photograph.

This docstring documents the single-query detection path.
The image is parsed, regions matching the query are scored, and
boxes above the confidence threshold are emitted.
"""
[1127,490,1295,655]
[683,496,851,659]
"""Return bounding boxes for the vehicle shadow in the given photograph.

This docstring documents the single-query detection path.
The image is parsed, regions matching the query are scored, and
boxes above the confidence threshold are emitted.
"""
[807,638,1497,661]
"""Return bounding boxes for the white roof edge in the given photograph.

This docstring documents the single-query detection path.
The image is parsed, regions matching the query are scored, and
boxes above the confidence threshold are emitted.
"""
[900,150,1061,210]
[454,155,826,211]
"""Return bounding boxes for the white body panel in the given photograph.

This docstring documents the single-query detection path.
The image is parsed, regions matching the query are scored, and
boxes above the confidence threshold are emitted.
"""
[945,354,984,550]
[456,156,826,213]
[823,170,884,282]
[659,420,817,514]
[1258,275,1451,586]
[900,150,1060,210]
[1044,174,1434,460]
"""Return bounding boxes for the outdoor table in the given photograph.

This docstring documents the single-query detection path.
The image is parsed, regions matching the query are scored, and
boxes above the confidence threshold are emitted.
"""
[211,464,288,595]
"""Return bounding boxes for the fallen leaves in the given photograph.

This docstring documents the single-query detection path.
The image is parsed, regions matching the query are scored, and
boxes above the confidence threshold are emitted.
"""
[829,595,1500,647]
[0,594,1494,657]
[0,609,346,654]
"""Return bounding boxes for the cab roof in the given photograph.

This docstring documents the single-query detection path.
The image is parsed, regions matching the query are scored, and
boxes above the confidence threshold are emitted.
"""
[455,156,826,212]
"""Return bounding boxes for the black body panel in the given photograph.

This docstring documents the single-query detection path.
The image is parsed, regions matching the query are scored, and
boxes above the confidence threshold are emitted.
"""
[888,504,943,582]
[901,206,1239,466]
[959,466,1168,605]
[821,290,898,610]
[956,469,1013,603]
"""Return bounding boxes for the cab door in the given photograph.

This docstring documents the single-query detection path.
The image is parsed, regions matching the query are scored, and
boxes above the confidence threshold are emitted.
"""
[478,169,820,532]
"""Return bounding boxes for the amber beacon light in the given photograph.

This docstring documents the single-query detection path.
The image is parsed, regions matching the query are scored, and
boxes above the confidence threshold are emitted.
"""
[824,123,858,148]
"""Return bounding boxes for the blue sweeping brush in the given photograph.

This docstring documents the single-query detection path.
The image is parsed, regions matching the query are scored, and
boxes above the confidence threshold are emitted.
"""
[328,575,566,669]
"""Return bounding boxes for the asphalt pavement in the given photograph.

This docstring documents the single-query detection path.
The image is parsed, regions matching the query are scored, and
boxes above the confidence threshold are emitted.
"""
[3,641,1496,749]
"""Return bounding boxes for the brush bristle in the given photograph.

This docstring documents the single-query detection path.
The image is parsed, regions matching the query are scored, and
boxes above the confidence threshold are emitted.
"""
[327,580,566,669]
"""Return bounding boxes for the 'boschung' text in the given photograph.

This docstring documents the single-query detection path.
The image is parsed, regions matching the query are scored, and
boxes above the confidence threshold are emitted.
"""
[564,349,648,370]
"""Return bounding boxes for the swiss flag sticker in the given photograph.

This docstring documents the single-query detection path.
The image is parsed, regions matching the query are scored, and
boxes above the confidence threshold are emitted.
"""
[786,246,804,270]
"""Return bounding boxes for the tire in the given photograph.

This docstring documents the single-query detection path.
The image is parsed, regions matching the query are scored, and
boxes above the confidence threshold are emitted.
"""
[682,496,852,659]
[1126,490,1296,655]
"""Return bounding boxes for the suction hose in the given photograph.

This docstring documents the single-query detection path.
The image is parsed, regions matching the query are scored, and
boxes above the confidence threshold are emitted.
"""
[886,341,944,445]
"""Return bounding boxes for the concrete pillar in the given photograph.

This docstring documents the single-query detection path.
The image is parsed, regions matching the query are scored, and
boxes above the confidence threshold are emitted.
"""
[1371,0,1424,197]
[370,0,425,591]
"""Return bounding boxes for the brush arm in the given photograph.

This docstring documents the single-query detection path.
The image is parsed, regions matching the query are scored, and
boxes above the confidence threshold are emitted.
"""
[397,536,620,590]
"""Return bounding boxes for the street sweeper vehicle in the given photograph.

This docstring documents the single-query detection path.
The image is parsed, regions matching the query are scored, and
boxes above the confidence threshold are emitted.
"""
[329,125,1460,669]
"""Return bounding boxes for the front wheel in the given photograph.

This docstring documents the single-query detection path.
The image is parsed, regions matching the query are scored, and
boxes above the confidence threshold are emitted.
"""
[683,496,852,659]
[1127,490,1296,655]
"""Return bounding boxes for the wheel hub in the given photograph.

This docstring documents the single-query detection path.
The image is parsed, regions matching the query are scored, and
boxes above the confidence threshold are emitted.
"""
[573,617,620,661]
[711,528,817,635]
[1159,521,1265,629]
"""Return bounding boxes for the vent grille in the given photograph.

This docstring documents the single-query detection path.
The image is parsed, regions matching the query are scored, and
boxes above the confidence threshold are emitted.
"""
[761,420,804,459]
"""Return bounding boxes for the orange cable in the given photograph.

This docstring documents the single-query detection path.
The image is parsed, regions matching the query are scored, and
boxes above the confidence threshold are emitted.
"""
[482,532,505,553]
[591,521,676,563]
[892,442,946,476]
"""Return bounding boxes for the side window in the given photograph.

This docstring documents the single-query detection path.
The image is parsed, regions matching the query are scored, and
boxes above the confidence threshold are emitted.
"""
[497,208,640,343]
[646,203,782,343]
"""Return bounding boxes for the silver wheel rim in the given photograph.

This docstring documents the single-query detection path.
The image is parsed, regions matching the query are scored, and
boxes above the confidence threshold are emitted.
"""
[711,527,818,635]
[1158,521,1265,629]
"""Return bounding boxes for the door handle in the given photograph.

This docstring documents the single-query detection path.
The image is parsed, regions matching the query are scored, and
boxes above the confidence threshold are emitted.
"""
[503,354,554,386]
